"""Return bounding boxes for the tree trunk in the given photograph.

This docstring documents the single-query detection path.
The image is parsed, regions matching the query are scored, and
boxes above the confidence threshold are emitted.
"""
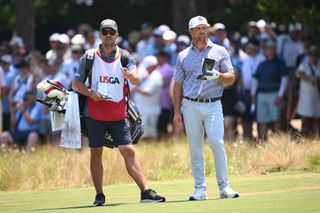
[171,0,208,35]
[15,0,35,51]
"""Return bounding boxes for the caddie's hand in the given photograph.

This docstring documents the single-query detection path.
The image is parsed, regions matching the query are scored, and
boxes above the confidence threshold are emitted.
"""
[90,90,104,102]
[122,67,132,80]
[173,112,184,130]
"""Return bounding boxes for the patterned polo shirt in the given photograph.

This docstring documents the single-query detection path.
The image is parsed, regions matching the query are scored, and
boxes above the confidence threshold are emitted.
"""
[173,40,233,98]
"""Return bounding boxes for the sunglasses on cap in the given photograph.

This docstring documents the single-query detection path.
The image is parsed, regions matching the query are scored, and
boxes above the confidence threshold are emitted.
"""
[101,29,116,36]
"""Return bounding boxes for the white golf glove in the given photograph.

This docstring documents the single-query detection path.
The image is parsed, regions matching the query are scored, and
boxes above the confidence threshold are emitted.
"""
[197,68,220,80]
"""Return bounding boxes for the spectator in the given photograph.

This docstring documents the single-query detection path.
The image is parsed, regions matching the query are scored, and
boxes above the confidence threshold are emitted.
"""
[251,39,288,141]
[278,23,304,129]
[0,64,6,132]
[136,23,154,60]
[156,51,174,139]
[9,60,34,131]
[296,46,320,137]
[1,55,17,131]
[209,23,230,49]
[134,55,163,139]
[0,90,42,151]
[239,38,265,141]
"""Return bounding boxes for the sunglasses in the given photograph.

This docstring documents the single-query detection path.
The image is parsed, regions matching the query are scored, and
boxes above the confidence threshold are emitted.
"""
[101,29,116,36]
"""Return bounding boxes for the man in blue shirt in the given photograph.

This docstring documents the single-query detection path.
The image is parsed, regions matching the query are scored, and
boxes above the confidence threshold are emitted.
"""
[0,90,41,151]
[251,39,288,141]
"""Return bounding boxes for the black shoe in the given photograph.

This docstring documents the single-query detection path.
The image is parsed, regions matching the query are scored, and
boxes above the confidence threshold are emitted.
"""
[93,193,105,206]
[140,189,166,203]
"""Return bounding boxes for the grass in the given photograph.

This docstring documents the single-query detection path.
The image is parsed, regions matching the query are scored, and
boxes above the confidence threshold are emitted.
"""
[0,134,319,191]
[0,173,320,213]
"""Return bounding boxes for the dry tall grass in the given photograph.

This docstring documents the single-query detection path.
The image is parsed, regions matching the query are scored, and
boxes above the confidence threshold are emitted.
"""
[0,134,319,191]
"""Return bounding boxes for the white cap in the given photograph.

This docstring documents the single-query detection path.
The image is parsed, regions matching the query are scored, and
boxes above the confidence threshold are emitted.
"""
[256,19,266,29]
[288,22,302,32]
[162,30,177,41]
[177,35,190,45]
[49,33,60,42]
[59,33,70,44]
[153,24,170,36]
[9,36,24,47]
[1,54,12,64]
[71,34,85,45]
[213,23,226,31]
[188,16,210,29]
[142,55,158,68]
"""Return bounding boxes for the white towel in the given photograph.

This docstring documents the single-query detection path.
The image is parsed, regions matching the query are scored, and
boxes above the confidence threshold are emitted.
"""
[60,92,81,149]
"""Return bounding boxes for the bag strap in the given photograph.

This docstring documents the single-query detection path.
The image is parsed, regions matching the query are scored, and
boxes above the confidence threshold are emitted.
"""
[84,49,95,83]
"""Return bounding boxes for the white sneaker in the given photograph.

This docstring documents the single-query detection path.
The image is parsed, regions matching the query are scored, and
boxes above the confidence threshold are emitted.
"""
[220,186,240,199]
[189,188,208,201]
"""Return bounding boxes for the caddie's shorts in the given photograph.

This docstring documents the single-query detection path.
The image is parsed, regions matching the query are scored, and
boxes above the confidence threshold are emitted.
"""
[85,117,132,148]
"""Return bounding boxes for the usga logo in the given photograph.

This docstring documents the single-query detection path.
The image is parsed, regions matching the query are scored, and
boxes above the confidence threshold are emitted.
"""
[99,76,120,84]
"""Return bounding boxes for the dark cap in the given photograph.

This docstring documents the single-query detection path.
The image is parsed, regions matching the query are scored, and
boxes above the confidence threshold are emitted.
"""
[265,39,277,49]
[307,45,319,56]
[23,90,37,100]
[100,19,118,31]
[18,60,30,68]
[247,38,260,48]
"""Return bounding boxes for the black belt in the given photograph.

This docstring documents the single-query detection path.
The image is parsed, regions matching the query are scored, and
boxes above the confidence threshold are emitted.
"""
[184,96,220,103]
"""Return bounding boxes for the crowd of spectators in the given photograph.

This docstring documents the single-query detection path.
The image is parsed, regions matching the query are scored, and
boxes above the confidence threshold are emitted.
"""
[0,19,319,151]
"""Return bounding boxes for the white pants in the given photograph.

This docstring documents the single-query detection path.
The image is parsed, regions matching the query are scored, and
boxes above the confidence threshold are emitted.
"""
[181,99,229,190]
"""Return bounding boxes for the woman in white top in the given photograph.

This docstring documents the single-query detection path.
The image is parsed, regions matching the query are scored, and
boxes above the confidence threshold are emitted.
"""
[296,46,320,138]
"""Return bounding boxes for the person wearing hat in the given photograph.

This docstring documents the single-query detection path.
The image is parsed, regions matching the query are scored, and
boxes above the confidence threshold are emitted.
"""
[9,60,34,130]
[0,61,7,133]
[133,55,163,139]
[62,43,85,88]
[0,90,42,152]
[1,55,17,132]
[72,19,165,206]
[251,39,289,141]
[296,45,320,137]
[239,38,265,141]
[172,15,239,200]
[209,23,230,49]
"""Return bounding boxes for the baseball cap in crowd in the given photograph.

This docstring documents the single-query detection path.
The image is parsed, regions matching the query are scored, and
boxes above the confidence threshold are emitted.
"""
[177,35,190,45]
[49,33,60,42]
[265,39,277,49]
[248,21,257,28]
[1,54,12,64]
[71,34,85,45]
[142,55,158,68]
[153,25,170,36]
[71,44,84,52]
[247,38,260,49]
[213,23,226,31]
[162,30,177,41]
[18,60,30,68]
[23,90,37,101]
[307,45,319,56]
[188,16,210,29]
[59,33,70,45]
[288,22,302,32]
[100,19,118,31]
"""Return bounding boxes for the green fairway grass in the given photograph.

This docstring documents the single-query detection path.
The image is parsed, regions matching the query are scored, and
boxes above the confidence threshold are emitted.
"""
[1,173,319,213]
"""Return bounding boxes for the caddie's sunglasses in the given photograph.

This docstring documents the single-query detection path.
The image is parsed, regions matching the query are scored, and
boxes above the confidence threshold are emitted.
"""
[101,29,116,36]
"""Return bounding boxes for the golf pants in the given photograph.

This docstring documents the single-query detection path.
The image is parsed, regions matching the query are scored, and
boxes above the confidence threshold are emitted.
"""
[181,98,229,190]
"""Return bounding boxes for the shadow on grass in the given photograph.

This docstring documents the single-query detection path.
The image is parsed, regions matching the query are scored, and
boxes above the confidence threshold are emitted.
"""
[166,198,220,203]
[31,203,127,211]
